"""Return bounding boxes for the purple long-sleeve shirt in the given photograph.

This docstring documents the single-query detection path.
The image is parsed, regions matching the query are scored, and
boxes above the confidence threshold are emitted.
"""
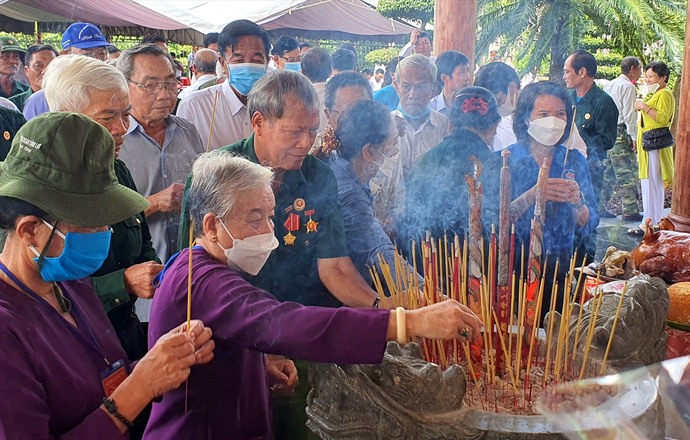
[145,248,390,440]
[0,278,128,439]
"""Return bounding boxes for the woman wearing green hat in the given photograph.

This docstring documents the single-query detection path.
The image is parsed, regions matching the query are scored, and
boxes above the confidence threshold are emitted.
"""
[0,112,214,438]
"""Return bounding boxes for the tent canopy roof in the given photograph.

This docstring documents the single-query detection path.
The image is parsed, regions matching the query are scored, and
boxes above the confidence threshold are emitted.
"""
[0,0,415,45]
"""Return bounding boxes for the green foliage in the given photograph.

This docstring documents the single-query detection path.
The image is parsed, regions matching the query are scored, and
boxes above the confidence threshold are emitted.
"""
[592,51,623,67]
[477,0,686,81]
[364,47,400,66]
[1,32,194,69]
[596,65,620,80]
[378,0,434,28]
[579,35,607,51]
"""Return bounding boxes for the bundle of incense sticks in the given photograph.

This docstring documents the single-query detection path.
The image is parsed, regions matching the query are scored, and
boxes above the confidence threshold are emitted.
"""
[370,240,616,415]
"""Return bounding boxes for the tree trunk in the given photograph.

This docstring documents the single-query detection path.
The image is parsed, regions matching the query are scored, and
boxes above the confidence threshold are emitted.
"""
[666,0,690,232]
[549,19,566,84]
[433,0,477,68]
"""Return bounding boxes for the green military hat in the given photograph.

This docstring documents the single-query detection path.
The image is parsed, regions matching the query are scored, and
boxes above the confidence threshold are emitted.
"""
[0,112,148,227]
[0,36,25,56]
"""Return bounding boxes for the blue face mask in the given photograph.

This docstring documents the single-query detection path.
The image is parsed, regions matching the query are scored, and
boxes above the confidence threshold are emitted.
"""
[228,63,267,96]
[31,220,112,282]
[284,62,301,72]
[396,103,431,121]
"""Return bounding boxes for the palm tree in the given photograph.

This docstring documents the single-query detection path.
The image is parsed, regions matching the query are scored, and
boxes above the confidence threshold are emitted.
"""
[477,0,686,80]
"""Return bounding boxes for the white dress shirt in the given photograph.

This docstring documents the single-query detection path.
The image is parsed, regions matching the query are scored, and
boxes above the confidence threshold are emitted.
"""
[176,80,252,151]
[603,74,638,139]
[429,92,450,117]
[392,108,450,180]
[177,73,216,100]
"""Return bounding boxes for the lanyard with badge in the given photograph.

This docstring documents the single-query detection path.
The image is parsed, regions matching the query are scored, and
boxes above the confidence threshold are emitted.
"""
[0,261,128,396]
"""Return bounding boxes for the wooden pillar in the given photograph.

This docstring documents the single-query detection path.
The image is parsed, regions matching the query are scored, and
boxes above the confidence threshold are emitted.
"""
[433,0,477,67]
[667,2,690,232]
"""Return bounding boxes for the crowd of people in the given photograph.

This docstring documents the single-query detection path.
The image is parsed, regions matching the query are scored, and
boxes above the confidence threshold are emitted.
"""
[0,16,676,440]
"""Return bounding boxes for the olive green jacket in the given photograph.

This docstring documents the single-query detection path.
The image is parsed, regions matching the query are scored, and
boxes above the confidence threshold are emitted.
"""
[90,159,159,312]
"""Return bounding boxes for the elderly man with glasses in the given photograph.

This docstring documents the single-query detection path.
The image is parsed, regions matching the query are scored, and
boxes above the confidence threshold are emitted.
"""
[116,43,204,325]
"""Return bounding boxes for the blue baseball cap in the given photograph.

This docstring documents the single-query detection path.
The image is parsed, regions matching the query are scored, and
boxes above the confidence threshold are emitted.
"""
[62,22,109,50]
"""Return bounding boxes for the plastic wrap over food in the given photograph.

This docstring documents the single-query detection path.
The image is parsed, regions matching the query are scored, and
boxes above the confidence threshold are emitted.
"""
[536,355,690,439]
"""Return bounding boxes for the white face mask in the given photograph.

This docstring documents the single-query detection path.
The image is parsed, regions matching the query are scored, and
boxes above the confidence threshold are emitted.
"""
[216,221,278,275]
[215,60,228,81]
[498,100,516,118]
[528,116,567,147]
[641,82,659,97]
[498,88,518,117]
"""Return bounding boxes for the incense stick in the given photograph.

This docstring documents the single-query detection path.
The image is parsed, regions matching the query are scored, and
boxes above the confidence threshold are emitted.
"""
[542,258,560,386]
[570,257,590,362]
[185,223,194,412]
[579,270,604,380]
[599,282,628,375]
[205,88,221,152]
[561,106,578,169]
[492,309,518,393]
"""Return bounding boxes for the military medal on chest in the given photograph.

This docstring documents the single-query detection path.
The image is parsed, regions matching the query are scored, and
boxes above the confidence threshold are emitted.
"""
[283,212,300,245]
[283,199,319,244]
[293,198,306,211]
[304,209,318,233]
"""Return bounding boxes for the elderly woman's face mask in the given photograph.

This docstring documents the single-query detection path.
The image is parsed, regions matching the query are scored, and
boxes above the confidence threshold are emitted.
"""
[216,220,278,275]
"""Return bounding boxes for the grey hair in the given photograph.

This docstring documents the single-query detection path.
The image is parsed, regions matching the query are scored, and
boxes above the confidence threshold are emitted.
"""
[248,70,319,122]
[43,55,128,112]
[194,48,218,74]
[395,53,437,84]
[188,151,274,237]
[116,43,175,80]
[621,56,641,74]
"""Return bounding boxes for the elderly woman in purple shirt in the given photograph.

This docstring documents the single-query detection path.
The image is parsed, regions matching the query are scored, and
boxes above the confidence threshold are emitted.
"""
[0,113,214,439]
[145,151,482,439]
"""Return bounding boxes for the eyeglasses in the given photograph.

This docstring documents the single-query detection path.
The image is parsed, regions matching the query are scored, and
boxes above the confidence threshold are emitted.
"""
[281,55,301,63]
[73,47,108,61]
[129,80,179,95]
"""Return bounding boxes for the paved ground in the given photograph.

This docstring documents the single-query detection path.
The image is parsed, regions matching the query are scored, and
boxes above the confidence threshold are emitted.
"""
[593,208,672,261]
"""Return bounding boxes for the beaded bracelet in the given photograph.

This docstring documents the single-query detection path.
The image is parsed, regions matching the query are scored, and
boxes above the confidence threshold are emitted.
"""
[102,397,134,429]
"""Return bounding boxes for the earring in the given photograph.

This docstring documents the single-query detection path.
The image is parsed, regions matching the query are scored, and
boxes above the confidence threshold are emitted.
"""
[210,235,217,241]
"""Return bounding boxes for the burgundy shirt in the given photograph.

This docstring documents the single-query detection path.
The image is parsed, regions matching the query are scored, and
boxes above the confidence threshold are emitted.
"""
[145,248,389,439]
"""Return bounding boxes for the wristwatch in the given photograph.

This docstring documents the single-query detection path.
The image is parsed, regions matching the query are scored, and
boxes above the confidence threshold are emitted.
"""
[102,397,134,428]
[372,297,381,308]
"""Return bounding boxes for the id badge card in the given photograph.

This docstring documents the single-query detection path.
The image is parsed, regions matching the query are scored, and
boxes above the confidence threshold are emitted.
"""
[101,359,128,397]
